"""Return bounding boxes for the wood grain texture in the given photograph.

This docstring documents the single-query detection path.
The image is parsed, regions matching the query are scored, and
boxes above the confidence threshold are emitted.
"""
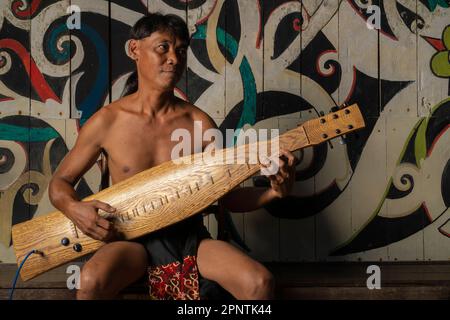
[12,104,364,281]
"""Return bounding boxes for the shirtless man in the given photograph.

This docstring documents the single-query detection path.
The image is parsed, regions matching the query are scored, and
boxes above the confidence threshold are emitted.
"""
[48,13,297,300]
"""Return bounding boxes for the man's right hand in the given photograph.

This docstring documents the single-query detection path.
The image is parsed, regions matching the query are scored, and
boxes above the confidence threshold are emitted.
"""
[66,200,117,241]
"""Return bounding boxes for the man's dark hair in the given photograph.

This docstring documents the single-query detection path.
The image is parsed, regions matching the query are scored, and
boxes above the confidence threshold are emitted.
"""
[121,13,189,97]
[130,12,189,43]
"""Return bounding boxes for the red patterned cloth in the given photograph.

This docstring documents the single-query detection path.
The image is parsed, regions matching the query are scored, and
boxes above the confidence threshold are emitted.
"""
[148,255,200,300]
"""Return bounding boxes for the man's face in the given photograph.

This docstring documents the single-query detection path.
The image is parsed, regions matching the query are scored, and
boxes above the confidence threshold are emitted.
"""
[130,30,188,91]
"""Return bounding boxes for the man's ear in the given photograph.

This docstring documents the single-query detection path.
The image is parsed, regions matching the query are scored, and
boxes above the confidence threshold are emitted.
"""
[127,39,140,60]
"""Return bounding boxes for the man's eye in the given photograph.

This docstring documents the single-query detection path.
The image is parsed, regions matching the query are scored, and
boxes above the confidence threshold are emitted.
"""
[158,44,168,51]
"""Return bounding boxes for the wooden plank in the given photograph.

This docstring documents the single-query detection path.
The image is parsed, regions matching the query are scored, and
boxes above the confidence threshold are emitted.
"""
[186,0,224,117]
[265,262,450,286]
[332,1,385,263]
[30,0,70,119]
[313,1,351,262]
[0,1,31,117]
[0,263,83,288]
[69,0,109,120]
[278,286,450,300]
[0,135,30,258]
[4,285,450,300]
[0,1,32,254]
[4,261,450,289]
[279,115,315,261]
[385,116,424,261]
[32,119,66,220]
[109,0,147,103]
[264,0,314,262]
[380,0,418,118]
[417,2,449,117]
[379,0,426,262]
[345,116,388,261]
[0,288,76,300]
[422,123,450,260]
[4,261,450,299]
[416,2,450,261]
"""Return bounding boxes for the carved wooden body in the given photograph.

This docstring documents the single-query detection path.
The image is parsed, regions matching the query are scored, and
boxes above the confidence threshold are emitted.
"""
[12,104,364,281]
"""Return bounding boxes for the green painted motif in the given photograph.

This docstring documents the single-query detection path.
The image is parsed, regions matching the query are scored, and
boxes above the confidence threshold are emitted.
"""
[426,0,449,11]
[0,123,59,142]
[431,25,450,78]
[193,24,257,138]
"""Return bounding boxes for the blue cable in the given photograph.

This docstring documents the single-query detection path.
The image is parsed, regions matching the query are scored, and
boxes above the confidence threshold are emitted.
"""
[9,249,39,301]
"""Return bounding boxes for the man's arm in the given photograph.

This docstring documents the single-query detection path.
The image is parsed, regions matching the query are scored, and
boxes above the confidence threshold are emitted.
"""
[219,148,297,212]
[49,108,117,241]
[218,187,278,212]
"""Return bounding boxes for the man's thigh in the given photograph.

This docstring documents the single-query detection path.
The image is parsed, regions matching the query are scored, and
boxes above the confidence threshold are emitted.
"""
[196,239,271,297]
[82,241,148,289]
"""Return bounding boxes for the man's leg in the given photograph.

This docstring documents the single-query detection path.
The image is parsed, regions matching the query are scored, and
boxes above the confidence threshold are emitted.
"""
[77,241,148,300]
[197,239,274,300]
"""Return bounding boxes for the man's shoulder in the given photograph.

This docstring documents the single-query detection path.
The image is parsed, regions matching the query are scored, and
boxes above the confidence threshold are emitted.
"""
[181,101,217,129]
[82,101,119,132]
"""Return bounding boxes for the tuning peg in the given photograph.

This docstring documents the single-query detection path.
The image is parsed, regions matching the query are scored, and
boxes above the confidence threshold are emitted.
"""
[330,106,339,113]
[341,102,348,109]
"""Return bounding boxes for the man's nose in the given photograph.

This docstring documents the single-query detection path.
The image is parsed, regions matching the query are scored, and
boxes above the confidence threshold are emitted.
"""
[167,49,178,65]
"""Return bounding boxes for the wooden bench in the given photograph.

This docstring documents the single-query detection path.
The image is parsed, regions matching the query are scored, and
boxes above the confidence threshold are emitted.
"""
[2,262,450,300]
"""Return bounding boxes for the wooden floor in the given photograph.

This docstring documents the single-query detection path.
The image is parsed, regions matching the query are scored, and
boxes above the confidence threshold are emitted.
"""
[1,262,450,300]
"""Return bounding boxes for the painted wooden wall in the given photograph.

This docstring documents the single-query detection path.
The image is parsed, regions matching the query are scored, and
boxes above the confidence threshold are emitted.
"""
[0,0,449,264]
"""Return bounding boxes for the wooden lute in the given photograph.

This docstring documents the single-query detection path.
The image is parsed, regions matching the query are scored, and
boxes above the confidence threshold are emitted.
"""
[12,104,364,281]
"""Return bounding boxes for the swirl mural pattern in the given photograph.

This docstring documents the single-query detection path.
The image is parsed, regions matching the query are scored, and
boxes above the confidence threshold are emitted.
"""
[0,0,449,263]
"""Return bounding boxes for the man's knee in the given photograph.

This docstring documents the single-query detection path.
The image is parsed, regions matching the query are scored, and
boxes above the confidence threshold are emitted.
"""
[76,263,108,299]
[244,268,275,300]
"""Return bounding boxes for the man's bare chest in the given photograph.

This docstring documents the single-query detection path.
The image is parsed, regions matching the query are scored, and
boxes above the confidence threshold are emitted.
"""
[102,118,196,181]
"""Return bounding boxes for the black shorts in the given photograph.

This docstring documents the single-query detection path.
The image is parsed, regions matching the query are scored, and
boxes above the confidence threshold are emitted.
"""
[135,215,230,300]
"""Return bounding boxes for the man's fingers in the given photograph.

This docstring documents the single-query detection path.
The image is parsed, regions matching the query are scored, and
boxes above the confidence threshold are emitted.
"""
[96,216,112,231]
[280,149,296,167]
[278,157,286,169]
[269,174,284,185]
[82,226,103,241]
[278,163,290,178]
[95,227,109,241]
[260,155,281,176]
[277,174,285,184]
[92,200,116,213]
[88,225,110,241]
[80,215,113,241]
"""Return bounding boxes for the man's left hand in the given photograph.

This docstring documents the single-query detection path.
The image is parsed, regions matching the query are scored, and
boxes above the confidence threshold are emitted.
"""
[265,149,298,199]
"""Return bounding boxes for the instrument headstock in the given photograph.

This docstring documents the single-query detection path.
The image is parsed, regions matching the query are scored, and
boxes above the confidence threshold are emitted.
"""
[302,103,365,145]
